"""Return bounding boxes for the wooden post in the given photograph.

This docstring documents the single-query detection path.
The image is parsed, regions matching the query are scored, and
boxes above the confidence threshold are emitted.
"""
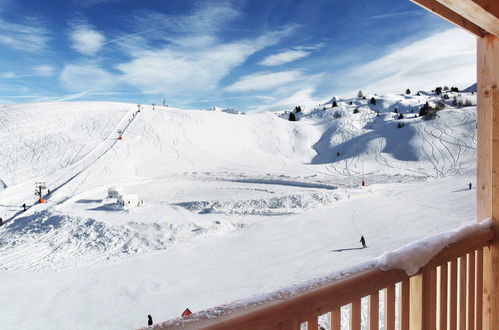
[477,33,499,330]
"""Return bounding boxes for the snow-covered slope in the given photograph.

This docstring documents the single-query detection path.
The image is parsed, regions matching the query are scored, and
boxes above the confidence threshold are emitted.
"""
[0,91,478,329]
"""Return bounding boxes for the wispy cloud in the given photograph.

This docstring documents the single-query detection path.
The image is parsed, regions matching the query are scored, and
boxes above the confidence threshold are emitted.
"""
[249,88,322,112]
[345,28,476,95]
[0,17,50,52]
[69,24,106,55]
[59,63,117,91]
[226,70,304,92]
[33,65,55,76]
[367,10,423,20]
[259,50,311,66]
[0,65,55,79]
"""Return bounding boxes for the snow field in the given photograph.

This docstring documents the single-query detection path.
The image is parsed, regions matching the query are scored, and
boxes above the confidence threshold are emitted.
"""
[0,91,479,329]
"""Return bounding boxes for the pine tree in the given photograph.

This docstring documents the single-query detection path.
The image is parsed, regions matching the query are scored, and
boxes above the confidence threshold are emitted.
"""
[289,112,296,121]
[332,101,338,107]
[370,97,376,105]
[357,90,364,98]
[405,89,411,95]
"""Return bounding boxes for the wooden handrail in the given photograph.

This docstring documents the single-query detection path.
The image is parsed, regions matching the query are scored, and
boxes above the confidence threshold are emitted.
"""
[147,228,494,330]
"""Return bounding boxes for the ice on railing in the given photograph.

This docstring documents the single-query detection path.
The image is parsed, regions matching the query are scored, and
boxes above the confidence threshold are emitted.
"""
[376,218,492,275]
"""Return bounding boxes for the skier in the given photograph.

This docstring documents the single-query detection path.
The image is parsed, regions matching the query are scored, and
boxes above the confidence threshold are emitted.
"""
[336,152,340,157]
[360,236,366,248]
[469,182,472,190]
[22,203,26,211]
[147,315,153,326]
[47,189,51,195]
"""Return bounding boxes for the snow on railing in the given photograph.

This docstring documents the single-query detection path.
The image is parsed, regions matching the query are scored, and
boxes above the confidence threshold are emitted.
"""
[144,221,494,330]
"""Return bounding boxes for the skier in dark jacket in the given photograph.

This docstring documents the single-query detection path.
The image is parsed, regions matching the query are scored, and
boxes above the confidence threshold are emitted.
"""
[148,315,153,326]
[469,182,472,190]
[360,236,366,248]
[23,203,26,211]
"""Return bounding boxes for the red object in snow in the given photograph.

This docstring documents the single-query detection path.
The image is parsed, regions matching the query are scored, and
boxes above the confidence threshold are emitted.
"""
[181,308,192,317]
[38,198,45,204]
[361,180,365,186]
[118,136,123,140]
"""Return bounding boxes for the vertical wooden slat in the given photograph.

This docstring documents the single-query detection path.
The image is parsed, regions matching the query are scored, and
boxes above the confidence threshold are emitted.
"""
[385,285,396,330]
[331,308,341,330]
[369,291,379,330]
[467,252,476,330]
[306,315,318,330]
[409,267,436,330]
[439,263,448,330]
[350,300,361,330]
[476,248,483,330]
[458,257,467,330]
[449,259,458,330]
[427,267,437,329]
[400,279,410,330]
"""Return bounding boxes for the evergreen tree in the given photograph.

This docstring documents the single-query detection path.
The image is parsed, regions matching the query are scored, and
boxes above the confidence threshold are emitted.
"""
[405,89,411,95]
[289,112,297,121]
[370,97,376,105]
[332,101,338,107]
[435,87,443,95]
[353,108,359,114]
[294,106,302,113]
[357,90,364,98]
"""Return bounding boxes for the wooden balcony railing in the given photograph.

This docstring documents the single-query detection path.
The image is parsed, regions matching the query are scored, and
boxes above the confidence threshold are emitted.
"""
[148,228,494,330]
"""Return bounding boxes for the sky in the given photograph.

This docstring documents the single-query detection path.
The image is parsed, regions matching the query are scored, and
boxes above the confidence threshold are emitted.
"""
[0,0,477,111]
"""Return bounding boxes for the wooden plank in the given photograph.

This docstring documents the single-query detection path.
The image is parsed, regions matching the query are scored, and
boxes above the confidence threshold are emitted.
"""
[427,267,437,329]
[438,263,448,330]
[433,0,499,37]
[306,316,318,330]
[476,248,483,330]
[478,32,499,330]
[369,291,379,330]
[385,285,396,330]
[458,257,467,330]
[350,300,361,330]
[400,279,410,330]
[331,308,341,330]
[449,259,458,330]
[467,252,476,330]
[410,0,486,37]
[412,267,437,330]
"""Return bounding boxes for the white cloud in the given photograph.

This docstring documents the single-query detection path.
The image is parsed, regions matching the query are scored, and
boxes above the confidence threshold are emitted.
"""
[32,65,55,76]
[249,88,322,112]
[69,25,105,55]
[116,26,295,96]
[346,28,476,94]
[225,71,304,92]
[259,50,311,66]
[59,64,116,91]
[0,17,49,51]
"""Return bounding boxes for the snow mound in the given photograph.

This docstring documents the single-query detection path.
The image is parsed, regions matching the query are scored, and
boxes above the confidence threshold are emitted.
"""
[0,210,247,270]
[174,192,341,215]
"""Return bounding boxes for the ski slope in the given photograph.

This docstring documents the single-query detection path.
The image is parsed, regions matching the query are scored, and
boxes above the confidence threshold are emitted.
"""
[0,91,478,329]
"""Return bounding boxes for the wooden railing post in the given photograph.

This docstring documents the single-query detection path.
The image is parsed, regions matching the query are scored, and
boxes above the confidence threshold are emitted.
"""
[409,267,436,330]
[477,33,499,330]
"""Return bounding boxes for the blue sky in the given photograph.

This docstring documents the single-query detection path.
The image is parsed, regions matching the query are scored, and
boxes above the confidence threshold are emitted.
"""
[0,0,476,111]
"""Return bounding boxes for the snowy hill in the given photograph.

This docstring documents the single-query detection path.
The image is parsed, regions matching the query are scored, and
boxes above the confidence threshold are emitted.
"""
[0,91,478,329]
